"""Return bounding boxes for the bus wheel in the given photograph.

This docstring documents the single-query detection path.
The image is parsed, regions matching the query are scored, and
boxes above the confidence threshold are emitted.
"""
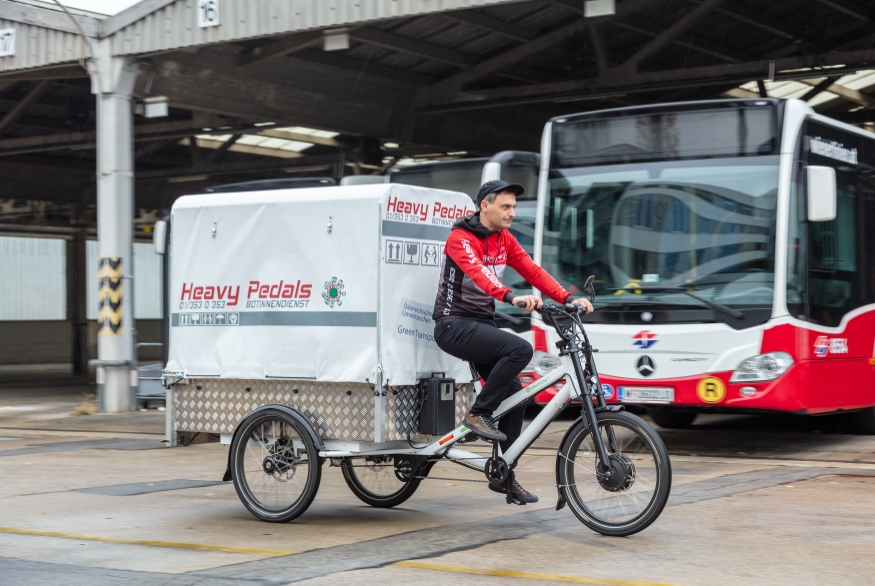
[649,410,697,430]
[849,407,875,435]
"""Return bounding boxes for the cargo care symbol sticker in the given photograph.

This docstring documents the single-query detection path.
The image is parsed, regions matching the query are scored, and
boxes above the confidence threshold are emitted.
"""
[322,277,346,307]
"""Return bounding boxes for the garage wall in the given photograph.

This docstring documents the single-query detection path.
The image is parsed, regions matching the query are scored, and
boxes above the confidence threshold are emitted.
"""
[0,319,163,365]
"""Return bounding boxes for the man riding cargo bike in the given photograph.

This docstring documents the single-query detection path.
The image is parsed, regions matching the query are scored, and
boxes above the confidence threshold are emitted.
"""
[433,179,593,503]
[165,181,671,536]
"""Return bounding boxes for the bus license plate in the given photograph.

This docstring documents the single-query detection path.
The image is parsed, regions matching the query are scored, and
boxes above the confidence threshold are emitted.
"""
[618,387,675,403]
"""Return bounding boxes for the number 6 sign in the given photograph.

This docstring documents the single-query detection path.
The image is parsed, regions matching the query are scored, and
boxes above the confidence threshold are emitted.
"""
[198,0,220,28]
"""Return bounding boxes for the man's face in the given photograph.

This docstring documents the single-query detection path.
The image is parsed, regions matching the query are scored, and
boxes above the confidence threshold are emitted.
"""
[480,191,517,230]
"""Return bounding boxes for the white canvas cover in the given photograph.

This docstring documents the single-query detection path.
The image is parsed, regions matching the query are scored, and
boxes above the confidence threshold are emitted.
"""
[166,184,475,386]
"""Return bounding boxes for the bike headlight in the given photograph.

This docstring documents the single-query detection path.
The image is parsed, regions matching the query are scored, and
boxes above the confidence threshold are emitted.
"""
[730,352,794,383]
[531,351,562,377]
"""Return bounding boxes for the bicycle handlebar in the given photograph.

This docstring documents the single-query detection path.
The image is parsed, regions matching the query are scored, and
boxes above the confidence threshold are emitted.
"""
[515,301,584,315]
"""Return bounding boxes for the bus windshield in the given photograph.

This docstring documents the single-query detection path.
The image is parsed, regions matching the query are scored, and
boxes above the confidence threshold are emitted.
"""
[543,157,780,322]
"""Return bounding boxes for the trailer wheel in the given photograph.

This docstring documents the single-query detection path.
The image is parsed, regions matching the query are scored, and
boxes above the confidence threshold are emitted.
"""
[231,408,322,522]
[341,457,425,508]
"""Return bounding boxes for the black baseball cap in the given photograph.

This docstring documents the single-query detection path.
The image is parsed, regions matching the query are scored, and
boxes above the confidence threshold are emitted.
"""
[475,179,525,209]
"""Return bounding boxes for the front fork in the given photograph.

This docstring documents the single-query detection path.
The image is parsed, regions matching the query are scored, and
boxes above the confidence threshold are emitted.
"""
[569,349,618,474]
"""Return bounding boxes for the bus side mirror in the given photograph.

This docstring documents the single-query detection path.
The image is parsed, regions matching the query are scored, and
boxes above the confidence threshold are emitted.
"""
[481,161,501,183]
[806,166,836,222]
[153,220,167,255]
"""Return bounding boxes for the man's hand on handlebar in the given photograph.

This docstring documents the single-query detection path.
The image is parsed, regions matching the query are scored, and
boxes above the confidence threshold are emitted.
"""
[513,295,543,312]
[571,297,594,314]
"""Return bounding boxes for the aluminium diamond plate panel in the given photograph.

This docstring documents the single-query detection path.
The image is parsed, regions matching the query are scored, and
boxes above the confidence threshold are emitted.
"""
[176,379,374,440]
[175,378,474,442]
[384,382,474,441]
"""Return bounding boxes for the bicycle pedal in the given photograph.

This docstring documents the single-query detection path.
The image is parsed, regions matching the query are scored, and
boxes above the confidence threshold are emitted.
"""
[507,498,526,506]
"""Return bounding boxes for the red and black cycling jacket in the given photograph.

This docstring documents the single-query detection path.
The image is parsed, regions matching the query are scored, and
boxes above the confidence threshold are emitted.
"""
[433,214,572,321]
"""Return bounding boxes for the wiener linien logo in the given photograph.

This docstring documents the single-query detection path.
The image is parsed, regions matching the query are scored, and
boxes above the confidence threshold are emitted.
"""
[322,277,347,307]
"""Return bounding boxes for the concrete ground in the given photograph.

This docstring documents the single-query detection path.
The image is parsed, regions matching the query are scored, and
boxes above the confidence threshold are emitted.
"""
[2,378,875,585]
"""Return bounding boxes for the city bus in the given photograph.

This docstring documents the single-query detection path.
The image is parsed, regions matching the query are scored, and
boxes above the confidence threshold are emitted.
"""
[532,98,875,432]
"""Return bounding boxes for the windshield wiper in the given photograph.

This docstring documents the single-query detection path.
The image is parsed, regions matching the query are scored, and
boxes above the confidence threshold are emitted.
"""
[609,286,745,320]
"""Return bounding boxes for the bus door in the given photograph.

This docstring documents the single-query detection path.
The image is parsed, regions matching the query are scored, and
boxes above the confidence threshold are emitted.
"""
[788,121,875,411]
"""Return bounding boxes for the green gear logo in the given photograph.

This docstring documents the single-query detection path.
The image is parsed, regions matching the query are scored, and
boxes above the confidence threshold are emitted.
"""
[322,277,347,307]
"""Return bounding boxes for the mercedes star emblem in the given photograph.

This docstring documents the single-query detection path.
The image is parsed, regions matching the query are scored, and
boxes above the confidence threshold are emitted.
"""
[636,355,656,377]
[641,311,653,322]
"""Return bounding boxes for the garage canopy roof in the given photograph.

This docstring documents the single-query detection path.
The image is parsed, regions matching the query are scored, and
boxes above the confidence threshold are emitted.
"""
[0,0,874,215]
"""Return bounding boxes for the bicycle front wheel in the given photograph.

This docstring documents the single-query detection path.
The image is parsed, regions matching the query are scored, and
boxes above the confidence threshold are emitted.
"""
[558,411,671,536]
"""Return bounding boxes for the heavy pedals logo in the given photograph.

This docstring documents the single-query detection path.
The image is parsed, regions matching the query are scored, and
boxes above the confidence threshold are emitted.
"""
[97,257,123,335]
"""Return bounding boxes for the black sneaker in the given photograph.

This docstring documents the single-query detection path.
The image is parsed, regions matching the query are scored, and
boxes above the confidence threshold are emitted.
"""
[489,479,539,504]
[463,412,507,442]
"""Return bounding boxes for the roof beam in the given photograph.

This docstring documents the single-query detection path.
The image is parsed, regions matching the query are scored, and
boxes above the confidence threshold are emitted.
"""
[418,20,583,106]
[756,80,768,98]
[813,0,874,22]
[799,78,875,107]
[291,49,434,87]
[0,81,50,135]
[0,119,232,153]
[710,1,795,40]
[612,15,751,63]
[236,31,324,66]
[257,128,340,148]
[0,64,90,81]
[419,48,875,110]
[135,153,347,181]
[543,0,663,19]
[442,10,536,42]
[624,0,727,68]
[197,135,240,167]
[800,78,835,102]
[350,27,475,68]
[588,21,609,71]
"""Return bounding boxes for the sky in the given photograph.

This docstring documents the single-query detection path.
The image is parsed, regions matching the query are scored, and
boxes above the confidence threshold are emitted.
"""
[49,0,142,16]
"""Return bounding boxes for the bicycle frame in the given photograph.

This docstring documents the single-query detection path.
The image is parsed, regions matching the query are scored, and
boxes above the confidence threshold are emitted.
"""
[320,301,615,476]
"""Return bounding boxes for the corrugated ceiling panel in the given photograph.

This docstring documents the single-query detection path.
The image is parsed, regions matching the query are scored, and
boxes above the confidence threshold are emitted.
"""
[110,0,522,56]
[0,19,84,72]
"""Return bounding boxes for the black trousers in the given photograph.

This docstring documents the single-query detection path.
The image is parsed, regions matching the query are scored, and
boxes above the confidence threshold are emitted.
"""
[434,318,533,453]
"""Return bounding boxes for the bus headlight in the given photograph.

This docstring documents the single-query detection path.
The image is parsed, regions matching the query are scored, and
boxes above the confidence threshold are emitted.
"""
[531,351,562,377]
[730,352,794,383]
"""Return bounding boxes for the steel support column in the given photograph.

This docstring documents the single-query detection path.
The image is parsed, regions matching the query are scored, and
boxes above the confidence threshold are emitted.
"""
[92,48,139,412]
[67,211,88,375]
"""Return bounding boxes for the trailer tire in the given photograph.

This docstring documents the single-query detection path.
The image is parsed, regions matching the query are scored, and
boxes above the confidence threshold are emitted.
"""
[231,408,322,522]
[341,457,426,508]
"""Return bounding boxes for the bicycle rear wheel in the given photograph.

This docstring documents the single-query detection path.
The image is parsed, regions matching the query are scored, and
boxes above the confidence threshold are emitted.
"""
[557,411,671,536]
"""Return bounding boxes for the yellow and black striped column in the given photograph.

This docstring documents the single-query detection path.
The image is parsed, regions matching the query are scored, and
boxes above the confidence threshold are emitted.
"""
[97,257,123,335]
